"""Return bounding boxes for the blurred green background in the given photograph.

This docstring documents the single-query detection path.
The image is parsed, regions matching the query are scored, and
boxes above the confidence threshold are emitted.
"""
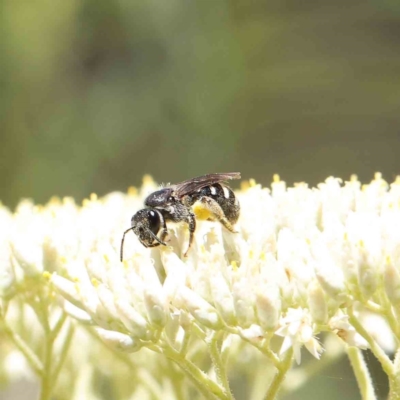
[0,1,398,398]
[1,0,400,209]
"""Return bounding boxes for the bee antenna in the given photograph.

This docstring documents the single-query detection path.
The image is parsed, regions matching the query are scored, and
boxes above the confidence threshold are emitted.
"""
[120,227,133,262]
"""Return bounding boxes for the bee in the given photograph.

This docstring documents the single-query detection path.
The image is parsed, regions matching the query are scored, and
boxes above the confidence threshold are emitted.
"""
[120,172,240,261]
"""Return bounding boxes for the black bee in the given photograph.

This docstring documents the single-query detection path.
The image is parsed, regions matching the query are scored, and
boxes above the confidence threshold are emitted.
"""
[120,172,240,261]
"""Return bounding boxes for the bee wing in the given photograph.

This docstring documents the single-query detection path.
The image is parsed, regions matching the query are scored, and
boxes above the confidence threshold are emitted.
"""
[173,172,241,197]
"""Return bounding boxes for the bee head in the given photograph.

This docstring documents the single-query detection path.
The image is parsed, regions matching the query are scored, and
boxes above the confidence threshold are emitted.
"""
[120,209,165,261]
[131,209,164,245]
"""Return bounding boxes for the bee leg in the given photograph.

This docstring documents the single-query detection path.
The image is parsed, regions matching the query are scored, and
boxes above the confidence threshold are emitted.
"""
[183,212,196,257]
[200,197,238,233]
[146,218,170,248]
[146,242,160,248]
[148,230,168,247]
[159,227,169,243]
[158,215,169,243]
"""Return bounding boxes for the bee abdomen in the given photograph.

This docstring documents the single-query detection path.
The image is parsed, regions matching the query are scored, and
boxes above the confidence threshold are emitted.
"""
[196,184,239,224]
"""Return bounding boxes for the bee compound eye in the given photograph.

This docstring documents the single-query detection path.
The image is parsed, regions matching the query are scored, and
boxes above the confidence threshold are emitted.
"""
[147,210,162,232]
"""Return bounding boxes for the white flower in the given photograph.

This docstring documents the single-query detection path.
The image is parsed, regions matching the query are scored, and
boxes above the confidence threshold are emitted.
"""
[3,173,400,400]
[307,280,328,324]
[276,308,323,364]
[329,311,368,349]
[383,256,400,305]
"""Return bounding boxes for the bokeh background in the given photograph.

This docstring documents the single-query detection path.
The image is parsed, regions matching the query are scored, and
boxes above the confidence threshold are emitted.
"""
[1,0,399,398]
[1,0,400,209]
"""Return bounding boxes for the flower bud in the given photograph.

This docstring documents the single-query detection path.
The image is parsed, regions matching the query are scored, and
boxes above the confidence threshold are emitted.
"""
[232,278,255,328]
[11,240,43,277]
[50,273,84,309]
[62,300,92,324]
[143,287,167,328]
[0,242,15,297]
[307,280,328,324]
[383,257,400,305]
[210,272,236,326]
[179,287,222,330]
[357,243,378,298]
[95,327,141,352]
[314,257,346,301]
[238,324,264,342]
[255,284,281,330]
[114,298,150,339]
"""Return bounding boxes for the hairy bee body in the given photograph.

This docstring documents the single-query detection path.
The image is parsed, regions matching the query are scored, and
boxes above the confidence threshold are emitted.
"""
[187,183,240,225]
[120,173,241,261]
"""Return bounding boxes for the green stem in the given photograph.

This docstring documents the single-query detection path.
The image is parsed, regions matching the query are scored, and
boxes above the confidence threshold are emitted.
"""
[390,305,400,341]
[86,328,166,398]
[379,293,400,342]
[348,310,394,377]
[389,348,400,400]
[207,331,234,399]
[51,322,75,386]
[365,301,383,313]
[50,312,67,341]
[39,324,54,400]
[179,330,191,355]
[347,347,377,400]
[226,327,280,367]
[137,368,167,399]
[162,358,186,400]
[0,319,43,376]
[263,348,293,400]
[39,344,53,399]
[163,346,228,400]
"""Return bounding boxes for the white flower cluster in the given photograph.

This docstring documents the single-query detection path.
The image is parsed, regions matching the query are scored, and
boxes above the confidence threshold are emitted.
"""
[1,173,400,399]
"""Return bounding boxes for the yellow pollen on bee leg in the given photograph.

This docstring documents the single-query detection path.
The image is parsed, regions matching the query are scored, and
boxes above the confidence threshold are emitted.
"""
[193,203,213,220]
